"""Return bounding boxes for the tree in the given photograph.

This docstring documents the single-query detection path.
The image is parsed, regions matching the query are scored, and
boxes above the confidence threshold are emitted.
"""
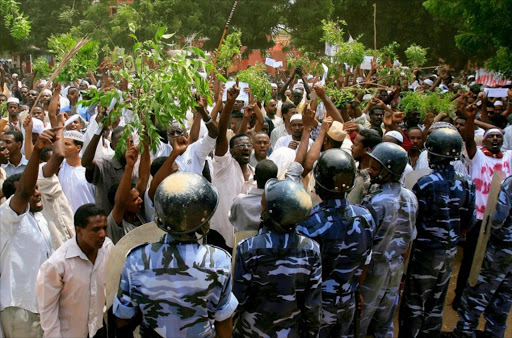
[0,0,31,40]
[424,0,512,77]
[332,0,466,68]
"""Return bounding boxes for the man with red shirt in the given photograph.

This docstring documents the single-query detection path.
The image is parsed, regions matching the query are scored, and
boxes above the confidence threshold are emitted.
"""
[453,104,512,309]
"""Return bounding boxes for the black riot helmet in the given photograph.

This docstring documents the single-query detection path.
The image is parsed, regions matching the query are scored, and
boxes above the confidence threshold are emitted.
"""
[425,128,463,163]
[367,142,408,181]
[154,172,218,238]
[313,148,356,194]
[261,179,313,233]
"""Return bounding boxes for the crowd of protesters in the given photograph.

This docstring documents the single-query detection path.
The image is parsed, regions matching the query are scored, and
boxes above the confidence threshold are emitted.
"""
[0,54,511,338]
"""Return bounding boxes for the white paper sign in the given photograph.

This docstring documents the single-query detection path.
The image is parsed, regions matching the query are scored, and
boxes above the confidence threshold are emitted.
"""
[320,63,328,85]
[265,57,276,67]
[360,56,379,70]
[325,41,338,57]
[222,81,250,104]
[484,88,509,98]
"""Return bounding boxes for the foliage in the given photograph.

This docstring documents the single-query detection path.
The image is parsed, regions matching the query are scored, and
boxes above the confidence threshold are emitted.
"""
[404,44,428,67]
[486,47,512,79]
[332,0,466,68]
[81,28,221,154]
[216,30,242,70]
[47,34,99,83]
[399,90,456,118]
[0,0,30,39]
[286,51,327,76]
[321,19,366,68]
[379,41,400,64]
[237,63,272,103]
[376,67,414,87]
[424,0,512,75]
[32,57,51,80]
[326,85,371,107]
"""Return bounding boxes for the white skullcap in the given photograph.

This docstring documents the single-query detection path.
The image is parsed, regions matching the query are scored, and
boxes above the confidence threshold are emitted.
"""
[423,79,434,87]
[307,74,314,80]
[7,97,19,105]
[31,118,45,134]
[271,83,278,89]
[64,130,84,142]
[290,114,302,123]
[494,100,503,107]
[385,130,403,143]
[42,89,52,96]
[64,114,81,127]
[12,73,18,77]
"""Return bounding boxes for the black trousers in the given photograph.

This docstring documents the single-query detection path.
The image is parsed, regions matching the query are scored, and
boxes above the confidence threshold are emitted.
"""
[454,220,482,305]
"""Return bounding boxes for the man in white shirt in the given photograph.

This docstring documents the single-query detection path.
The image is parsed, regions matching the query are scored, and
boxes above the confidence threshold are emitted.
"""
[36,203,113,338]
[0,129,56,338]
[274,114,314,152]
[210,82,255,250]
[58,130,95,213]
[270,101,297,148]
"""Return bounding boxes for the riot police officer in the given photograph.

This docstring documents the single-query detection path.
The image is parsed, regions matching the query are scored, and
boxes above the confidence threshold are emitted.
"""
[233,179,322,337]
[113,172,238,337]
[359,142,418,338]
[399,128,476,337]
[297,149,375,337]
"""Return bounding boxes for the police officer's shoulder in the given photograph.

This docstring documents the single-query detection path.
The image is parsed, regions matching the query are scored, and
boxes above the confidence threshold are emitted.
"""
[350,204,373,217]
[453,171,473,184]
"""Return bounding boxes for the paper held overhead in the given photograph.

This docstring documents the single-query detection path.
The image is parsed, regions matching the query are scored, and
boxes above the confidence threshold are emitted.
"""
[483,88,508,98]
[222,81,250,104]
[265,58,283,68]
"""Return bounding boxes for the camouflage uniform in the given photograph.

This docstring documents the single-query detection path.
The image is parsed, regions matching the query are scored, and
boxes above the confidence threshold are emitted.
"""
[297,199,374,337]
[359,182,418,338]
[233,226,322,337]
[113,234,238,337]
[398,164,476,337]
[454,175,512,337]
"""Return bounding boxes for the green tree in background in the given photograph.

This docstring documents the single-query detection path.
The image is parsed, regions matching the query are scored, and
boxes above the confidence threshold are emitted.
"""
[423,0,512,77]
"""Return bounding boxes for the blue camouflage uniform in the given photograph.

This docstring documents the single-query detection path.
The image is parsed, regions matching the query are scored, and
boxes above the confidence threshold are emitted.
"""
[398,164,476,337]
[359,182,418,338]
[233,226,322,338]
[454,175,512,337]
[113,234,238,337]
[297,199,374,337]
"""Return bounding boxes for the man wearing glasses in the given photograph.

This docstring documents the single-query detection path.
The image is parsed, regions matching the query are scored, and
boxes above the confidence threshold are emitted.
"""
[210,82,256,252]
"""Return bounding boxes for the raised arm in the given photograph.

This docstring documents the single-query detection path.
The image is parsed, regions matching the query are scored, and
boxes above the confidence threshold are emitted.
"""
[42,85,66,177]
[111,144,138,225]
[135,138,151,195]
[215,81,240,156]
[295,108,316,169]
[10,128,60,214]
[82,109,107,169]
[148,136,188,201]
[313,84,346,123]
[278,69,296,102]
[463,104,478,159]
[303,117,333,177]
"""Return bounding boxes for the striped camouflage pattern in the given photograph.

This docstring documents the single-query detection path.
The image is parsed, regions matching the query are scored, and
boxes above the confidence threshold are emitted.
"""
[411,164,476,249]
[359,182,418,337]
[233,227,322,337]
[113,234,237,337]
[454,176,512,337]
[399,164,476,337]
[297,198,374,337]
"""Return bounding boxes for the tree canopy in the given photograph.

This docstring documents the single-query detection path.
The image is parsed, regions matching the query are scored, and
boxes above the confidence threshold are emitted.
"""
[1,0,511,76]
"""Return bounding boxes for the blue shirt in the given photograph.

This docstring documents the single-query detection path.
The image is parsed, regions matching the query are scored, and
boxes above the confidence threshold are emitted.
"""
[113,234,238,337]
[413,164,476,249]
